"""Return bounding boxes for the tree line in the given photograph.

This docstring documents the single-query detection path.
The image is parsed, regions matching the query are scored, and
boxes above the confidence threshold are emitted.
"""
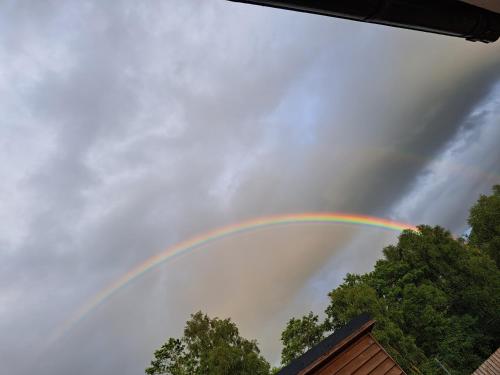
[146,185,500,375]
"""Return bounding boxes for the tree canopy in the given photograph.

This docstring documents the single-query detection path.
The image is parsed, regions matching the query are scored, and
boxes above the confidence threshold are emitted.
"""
[146,312,270,375]
[280,312,325,366]
[280,186,500,374]
[468,184,500,267]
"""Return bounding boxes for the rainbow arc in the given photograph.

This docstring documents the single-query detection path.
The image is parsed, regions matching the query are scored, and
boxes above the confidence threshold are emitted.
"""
[50,212,417,344]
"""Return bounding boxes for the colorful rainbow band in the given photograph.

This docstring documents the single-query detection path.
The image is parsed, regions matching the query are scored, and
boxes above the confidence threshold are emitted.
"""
[50,212,417,344]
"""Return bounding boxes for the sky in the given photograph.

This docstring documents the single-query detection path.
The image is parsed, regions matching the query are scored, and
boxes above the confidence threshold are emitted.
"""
[1,1,500,374]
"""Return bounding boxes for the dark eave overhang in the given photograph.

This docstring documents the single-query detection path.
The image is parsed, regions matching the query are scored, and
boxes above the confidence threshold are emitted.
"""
[228,0,500,43]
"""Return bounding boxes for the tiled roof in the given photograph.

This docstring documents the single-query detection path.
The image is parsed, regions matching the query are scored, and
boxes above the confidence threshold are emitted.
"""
[472,348,500,375]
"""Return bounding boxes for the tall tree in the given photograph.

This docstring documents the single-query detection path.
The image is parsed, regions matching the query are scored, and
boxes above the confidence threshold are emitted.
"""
[146,312,270,375]
[280,312,325,365]
[280,222,500,374]
[468,185,500,267]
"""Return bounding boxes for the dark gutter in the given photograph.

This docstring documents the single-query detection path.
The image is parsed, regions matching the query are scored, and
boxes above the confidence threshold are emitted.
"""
[228,0,500,43]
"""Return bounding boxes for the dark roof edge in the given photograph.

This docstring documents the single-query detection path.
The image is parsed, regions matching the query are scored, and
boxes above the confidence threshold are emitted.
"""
[227,0,500,43]
[277,313,374,375]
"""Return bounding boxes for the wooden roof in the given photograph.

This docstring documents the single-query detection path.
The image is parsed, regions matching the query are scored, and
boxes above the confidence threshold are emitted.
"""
[461,1,500,13]
[278,314,406,375]
[472,347,500,375]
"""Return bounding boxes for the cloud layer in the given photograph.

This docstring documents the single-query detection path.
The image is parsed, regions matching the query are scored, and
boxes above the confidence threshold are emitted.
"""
[1,1,499,374]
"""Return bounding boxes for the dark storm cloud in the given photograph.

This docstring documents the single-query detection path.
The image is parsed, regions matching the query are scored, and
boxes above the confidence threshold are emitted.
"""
[392,81,500,231]
[229,38,500,217]
[1,1,500,374]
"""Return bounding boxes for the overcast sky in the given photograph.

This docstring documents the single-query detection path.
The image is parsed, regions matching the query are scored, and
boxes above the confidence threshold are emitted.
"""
[1,1,500,374]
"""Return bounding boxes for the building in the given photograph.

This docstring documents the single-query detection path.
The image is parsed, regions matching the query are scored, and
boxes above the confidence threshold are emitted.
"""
[471,347,500,375]
[277,314,406,375]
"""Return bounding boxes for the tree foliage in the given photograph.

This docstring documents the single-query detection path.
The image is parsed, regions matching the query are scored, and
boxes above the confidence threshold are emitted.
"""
[147,187,500,375]
[280,312,325,365]
[146,312,270,375]
[468,185,500,267]
[280,187,500,374]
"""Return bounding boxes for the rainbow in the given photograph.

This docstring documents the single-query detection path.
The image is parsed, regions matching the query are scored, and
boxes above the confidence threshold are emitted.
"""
[50,212,417,344]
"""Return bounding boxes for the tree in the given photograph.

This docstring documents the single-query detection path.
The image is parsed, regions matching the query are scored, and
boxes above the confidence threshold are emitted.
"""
[280,222,500,374]
[146,311,270,375]
[323,274,428,373]
[468,185,500,267]
[147,187,500,375]
[363,225,499,373]
[280,312,325,365]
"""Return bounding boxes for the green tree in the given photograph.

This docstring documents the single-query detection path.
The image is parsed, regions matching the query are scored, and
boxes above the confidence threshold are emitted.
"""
[323,274,428,373]
[468,185,500,267]
[146,311,270,375]
[280,312,325,365]
[368,225,498,373]
[280,221,500,374]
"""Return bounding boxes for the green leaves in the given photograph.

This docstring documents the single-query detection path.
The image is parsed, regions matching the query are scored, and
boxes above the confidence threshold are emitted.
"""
[468,185,500,267]
[147,185,500,375]
[280,187,500,374]
[146,338,188,375]
[371,225,498,374]
[145,312,270,375]
[280,312,324,365]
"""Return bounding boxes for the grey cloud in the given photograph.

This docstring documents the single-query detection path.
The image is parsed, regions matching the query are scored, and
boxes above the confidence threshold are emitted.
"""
[1,1,500,374]
[393,83,500,231]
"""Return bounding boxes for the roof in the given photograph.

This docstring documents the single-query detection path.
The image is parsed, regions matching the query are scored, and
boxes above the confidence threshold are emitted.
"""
[461,1,500,13]
[472,348,500,375]
[228,0,500,43]
[278,313,375,375]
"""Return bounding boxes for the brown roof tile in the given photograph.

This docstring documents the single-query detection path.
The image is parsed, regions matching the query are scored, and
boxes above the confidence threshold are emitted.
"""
[472,348,500,375]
